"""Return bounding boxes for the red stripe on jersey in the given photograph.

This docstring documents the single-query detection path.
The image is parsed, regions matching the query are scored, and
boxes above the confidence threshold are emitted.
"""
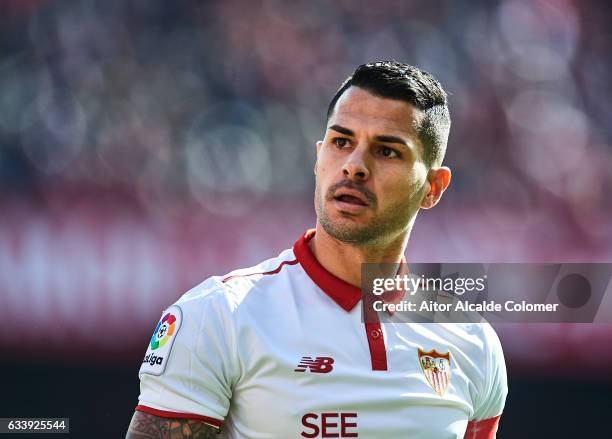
[464,415,501,439]
[294,229,389,371]
[365,321,388,371]
[222,259,298,283]
[135,405,223,428]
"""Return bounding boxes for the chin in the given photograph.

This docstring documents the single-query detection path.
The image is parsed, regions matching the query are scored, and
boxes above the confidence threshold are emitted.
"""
[328,209,370,226]
[320,215,374,244]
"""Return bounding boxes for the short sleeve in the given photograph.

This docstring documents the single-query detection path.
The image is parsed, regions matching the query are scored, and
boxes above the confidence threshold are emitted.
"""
[136,281,238,426]
[472,324,508,421]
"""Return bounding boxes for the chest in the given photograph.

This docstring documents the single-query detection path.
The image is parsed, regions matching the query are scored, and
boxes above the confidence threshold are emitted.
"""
[225,301,480,438]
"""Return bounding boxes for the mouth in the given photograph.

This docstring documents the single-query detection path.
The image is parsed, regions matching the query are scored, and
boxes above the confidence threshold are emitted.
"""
[334,194,368,206]
[332,187,371,206]
[330,188,372,214]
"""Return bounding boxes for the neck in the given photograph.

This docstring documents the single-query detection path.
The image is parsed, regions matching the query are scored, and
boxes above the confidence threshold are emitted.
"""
[309,223,411,288]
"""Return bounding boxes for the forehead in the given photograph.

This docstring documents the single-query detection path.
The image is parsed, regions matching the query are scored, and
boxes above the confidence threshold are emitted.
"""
[328,86,422,140]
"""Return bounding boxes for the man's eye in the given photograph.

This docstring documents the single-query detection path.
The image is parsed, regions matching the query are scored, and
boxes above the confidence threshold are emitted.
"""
[333,138,349,148]
[380,146,399,158]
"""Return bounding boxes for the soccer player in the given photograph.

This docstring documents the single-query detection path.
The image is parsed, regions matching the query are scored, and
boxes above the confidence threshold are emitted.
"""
[126,61,507,438]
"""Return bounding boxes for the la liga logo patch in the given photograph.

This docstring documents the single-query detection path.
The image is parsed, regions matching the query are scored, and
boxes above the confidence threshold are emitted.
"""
[140,305,182,376]
[150,312,177,350]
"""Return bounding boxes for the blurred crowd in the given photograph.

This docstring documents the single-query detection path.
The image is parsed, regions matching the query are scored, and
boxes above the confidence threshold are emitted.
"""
[2,6,612,429]
[1,0,612,378]
[1,0,611,249]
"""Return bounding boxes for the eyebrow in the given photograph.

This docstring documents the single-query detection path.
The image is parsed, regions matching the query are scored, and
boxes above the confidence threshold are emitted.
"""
[329,124,410,147]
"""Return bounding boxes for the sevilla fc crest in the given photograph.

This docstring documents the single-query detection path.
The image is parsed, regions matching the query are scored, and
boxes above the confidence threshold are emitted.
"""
[418,348,451,396]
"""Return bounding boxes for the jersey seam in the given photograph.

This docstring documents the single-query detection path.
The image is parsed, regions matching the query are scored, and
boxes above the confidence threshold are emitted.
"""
[217,252,298,386]
[217,279,242,390]
[474,325,494,420]
[191,286,234,419]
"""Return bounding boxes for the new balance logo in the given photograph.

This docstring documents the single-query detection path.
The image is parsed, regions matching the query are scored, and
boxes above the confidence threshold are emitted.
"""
[294,356,334,373]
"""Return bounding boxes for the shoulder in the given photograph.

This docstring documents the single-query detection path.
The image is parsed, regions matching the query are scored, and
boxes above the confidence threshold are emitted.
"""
[469,323,504,366]
[436,322,504,358]
[430,323,507,419]
[429,322,506,386]
[174,247,299,315]
[458,323,508,419]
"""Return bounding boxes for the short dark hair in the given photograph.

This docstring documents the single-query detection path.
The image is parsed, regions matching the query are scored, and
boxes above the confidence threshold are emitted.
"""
[326,61,451,167]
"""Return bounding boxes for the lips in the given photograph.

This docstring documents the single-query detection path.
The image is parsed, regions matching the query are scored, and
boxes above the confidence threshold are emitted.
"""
[335,194,367,206]
[332,188,370,206]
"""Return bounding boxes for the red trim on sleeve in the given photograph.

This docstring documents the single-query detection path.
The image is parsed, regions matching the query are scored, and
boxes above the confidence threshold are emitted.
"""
[135,405,223,428]
[464,415,501,439]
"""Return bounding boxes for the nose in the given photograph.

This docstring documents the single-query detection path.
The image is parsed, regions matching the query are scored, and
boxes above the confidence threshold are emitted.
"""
[342,147,370,181]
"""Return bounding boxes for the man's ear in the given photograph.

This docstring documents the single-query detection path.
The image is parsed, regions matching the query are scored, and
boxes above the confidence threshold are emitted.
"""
[315,141,323,174]
[421,166,452,209]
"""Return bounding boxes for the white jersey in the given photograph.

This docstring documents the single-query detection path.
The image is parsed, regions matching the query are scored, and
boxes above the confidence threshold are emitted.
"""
[137,230,507,438]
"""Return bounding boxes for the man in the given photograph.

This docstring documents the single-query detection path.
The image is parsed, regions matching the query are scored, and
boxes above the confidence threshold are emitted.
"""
[126,61,507,438]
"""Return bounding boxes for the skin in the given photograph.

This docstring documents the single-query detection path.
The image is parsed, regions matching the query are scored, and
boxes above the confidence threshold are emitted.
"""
[125,86,451,438]
[125,411,219,438]
[312,86,451,287]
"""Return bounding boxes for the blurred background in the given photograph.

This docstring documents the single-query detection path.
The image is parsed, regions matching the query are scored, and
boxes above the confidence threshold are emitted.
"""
[1,0,611,437]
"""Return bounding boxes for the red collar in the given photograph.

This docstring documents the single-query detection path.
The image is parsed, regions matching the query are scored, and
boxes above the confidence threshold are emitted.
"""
[293,229,406,312]
[293,229,361,311]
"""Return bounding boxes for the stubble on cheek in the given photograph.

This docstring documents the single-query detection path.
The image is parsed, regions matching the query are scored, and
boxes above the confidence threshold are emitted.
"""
[314,161,428,246]
[314,181,323,218]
